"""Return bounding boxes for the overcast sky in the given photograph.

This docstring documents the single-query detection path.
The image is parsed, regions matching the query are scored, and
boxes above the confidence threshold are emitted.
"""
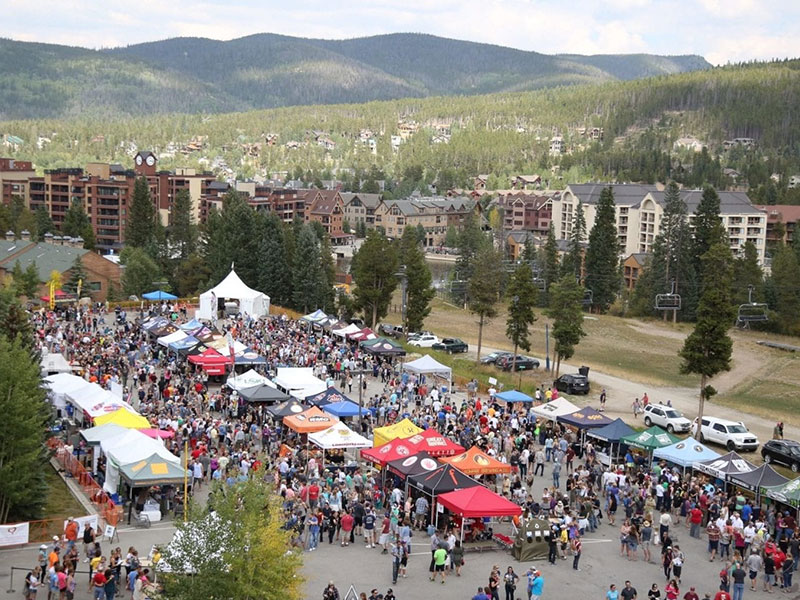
[3,0,799,65]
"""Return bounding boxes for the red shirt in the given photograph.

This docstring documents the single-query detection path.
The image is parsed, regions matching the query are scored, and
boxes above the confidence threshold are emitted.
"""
[309,484,320,500]
[92,572,107,587]
[714,592,731,600]
[341,513,354,532]
[690,507,703,524]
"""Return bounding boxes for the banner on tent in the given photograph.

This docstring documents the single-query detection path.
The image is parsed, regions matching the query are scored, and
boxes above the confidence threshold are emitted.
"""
[0,522,29,547]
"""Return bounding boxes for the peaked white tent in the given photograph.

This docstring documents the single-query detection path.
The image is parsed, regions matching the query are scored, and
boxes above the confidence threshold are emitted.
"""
[197,266,270,320]
[158,330,188,347]
[530,397,580,421]
[101,429,180,493]
[226,369,271,391]
[309,421,371,449]
[332,323,361,338]
[41,352,75,375]
[402,355,453,390]
[273,367,327,399]
[44,373,91,409]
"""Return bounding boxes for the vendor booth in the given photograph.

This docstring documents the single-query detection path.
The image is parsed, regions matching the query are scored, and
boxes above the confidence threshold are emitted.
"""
[283,406,339,434]
[728,464,788,500]
[407,464,479,524]
[307,388,355,407]
[234,349,267,366]
[300,309,328,324]
[226,369,270,391]
[386,452,440,479]
[440,446,512,475]
[41,352,75,376]
[93,408,151,429]
[360,337,406,356]
[142,290,177,301]
[188,348,230,376]
[267,398,308,418]
[101,430,181,493]
[372,418,423,447]
[437,486,522,542]
[332,323,361,338]
[402,429,464,457]
[530,398,579,421]
[273,367,327,399]
[308,421,370,450]
[495,390,533,403]
[761,477,800,510]
[362,437,423,468]
[169,336,200,354]
[586,418,637,466]
[653,439,720,471]
[402,355,452,392]
[44,373,91,411]
[557,407,613,430]
[197,266,270,320]
[238,384,289,404]
[694,451,756,482]
[512,517,552,561]
[621,426,679,458]
[319,400,363,418]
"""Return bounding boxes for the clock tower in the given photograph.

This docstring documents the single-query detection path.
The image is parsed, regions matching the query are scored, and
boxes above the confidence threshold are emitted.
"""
[134,151,157,176]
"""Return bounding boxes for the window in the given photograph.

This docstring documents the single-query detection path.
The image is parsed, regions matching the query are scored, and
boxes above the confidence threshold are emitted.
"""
[88,281,102,292]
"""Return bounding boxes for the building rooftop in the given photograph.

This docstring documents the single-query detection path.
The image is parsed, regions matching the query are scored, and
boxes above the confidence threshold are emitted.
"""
[0,241,87,282]
[566,183,660,207]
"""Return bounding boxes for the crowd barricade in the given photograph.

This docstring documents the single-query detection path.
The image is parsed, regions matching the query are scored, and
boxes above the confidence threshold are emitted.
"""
[49,437,122,527]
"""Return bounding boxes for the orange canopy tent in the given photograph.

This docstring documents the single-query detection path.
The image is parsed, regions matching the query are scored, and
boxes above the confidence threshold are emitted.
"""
[440,446,512,475]
[283,406,339,434]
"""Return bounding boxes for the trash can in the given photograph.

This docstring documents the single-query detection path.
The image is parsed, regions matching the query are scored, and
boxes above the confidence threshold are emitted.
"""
[578,365,590,377]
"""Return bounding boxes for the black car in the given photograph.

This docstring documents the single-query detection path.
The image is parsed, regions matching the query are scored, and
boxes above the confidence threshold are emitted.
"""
[432,338,469,353]
[553,374,590,395]
[480,351,513,365]
[379,324,404,339]
[762,439,800,472]
[497,355,540,371]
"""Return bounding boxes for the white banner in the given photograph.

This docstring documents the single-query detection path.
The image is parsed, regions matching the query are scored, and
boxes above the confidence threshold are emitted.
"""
[0,522,30,547]
[63,514,99,539]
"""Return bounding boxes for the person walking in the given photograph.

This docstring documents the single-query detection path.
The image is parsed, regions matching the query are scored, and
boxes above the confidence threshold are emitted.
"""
[572,534,582,571]
[526,568,543,600]
[391,535,402,585]
[552,461,561,489]
[731,562,746,600]
[430,544,447,584]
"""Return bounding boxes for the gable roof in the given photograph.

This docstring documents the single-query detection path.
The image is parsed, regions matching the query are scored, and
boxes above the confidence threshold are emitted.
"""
[754,205,800,222]
[566,183,660,207]
[309,190,342,215]
[0,241,87,281]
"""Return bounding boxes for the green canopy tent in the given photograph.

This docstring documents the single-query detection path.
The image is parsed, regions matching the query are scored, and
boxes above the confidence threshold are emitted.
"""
[620,426,680,462]
[360,337,406,356]
[120,453,190,487]
[761,477,800,510]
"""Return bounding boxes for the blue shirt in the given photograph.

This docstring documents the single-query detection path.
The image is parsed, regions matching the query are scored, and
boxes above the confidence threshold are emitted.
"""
[531,576,544,595]
[742,504,752,523]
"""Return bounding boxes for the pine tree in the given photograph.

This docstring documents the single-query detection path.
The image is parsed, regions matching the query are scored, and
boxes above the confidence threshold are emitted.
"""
[546,275,586,377]
[468,245,503,363]
[0,333,50,522]
[561,201,586,278]
[399,228,434,332]
[291,225,323,313]
[455,213,485,283]
[679,242,735,437]
[203,191,260,286]
[63,256,88,297]
[731,241,763,307]
[541,223,560,305]
[584,187,620,312]
[257,213,292,307]
[505,262,538,372]
[126,177,156,248]
[768,244,800,335]
[316,233,337,313]
[62,199,90,238]
[169,189,197,259]
[34,207,54,241]
[351,229,399,328]
[120,247,161,297]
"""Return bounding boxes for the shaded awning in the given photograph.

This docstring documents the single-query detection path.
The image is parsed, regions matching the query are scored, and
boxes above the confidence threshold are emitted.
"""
[238,384,289,404]
[437,486,522,518]
[119,453,189,486]
[407,464,480,495]
[440,446,511,475]
[728,463,788,493]
[586,418,637,443]
[495,390,533,403]
[694,451,756,479]
[283,406,338,433]
[308,422,370,450]
[386,452,441,479]
[93,408,150,429]
[372,418,423,447]
[557,407,614,430]
[621,426,679,451]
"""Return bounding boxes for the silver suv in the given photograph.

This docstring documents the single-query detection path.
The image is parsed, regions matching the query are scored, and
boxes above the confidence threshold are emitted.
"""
[643,403,691,434]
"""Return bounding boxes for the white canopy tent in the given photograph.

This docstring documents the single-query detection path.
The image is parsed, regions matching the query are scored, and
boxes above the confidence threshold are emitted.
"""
[402,355,453,391]
[66,384,135,419]
[309,421,371,449]
[530,397,580,421]
[332,323,361,338]
[81,423,129,446]
[41,351,76,375]
[44,373,91,410]
[157,330,188,347]
[101,430,180,493]
[197,266,270,320]
[226,369,272,391]
[274,367,327,399]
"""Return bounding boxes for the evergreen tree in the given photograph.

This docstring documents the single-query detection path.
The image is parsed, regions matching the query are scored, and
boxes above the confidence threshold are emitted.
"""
[561,201,586,278]
[541,224,560,305]
[120,247,161,297]
[454,213,485,283]
[316,232,337,313]
[62,199,90,238]
[173,253,211,298]
[81,226,95,250]
[692,187,726,279]
[679,242,735,437]
[546,275,586,377]
[351,229,399,328]
[505,262,538,371]
[291,225,323,313]
[0,333,50,522]
[63,256,88,297]
[768,244,800,335]
[521,236,536,263]
[125,177,157,248]
[444,225,458,248]
[257,213,292,307]
[399,228,434,332]
[468,245,503,363]
[169,189,197,259]
[584,187,620,312]
[203,191,260,286]
[731,241,764,308]
[34,207,54,241]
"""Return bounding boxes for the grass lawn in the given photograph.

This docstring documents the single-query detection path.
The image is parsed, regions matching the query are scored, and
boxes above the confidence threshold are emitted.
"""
[41,464,87,537]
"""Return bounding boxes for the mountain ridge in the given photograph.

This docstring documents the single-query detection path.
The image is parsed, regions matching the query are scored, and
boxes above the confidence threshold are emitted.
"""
[0,33,710,120]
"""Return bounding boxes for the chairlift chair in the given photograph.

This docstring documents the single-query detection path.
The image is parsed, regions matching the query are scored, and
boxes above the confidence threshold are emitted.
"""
[532,277,546,291]
[581,289,593,306]
[737,285,768,327]
[655,280,682,311]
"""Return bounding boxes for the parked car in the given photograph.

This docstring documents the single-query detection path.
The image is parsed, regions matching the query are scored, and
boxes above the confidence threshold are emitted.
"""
[480,351,513,365]
[408,334,440,348]
[761,439,800,472]
[432,338,469,353]
[690,416,759,451]
[553,374,590,395]
[643,403,692,434]
[379,324,404,339]
[497,355,540,371]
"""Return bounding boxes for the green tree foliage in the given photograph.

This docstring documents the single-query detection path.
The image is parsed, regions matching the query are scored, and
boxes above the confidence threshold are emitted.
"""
[203,191,261,286]
[561,201,586,279]
[169,189,197,259]
[11,261,39,298]
[0,317,50,522]
[351,229,399,328]
[315,232,337,313]
[120,247,161,297]
[731,241,764,307]
[62,199,90,238]
[540,224,560,305]
[173,253,211,297]
[34,207,54,241]
[256,213,292,307]
[584,187,620,312]
[468,245,503,362]
[161,477,303,600]
[126,177,156,248]
[399,228,434,332]
[455,212,485,283]
[505,262,538,369]
[444,225,458,248]
[768,244,800,335]
[546,275,586,377]
[62,256,88,297]
[679,242,735,436]
[291,225,322,313]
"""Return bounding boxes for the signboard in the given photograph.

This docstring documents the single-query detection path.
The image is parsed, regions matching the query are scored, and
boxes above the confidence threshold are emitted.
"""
[63,514,99,538]
[0,522,29,547]
[104,524,116,541]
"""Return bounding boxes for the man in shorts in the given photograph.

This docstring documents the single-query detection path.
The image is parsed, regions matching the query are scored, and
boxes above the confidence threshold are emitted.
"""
[364,507,376,548]
[430,545,448,584]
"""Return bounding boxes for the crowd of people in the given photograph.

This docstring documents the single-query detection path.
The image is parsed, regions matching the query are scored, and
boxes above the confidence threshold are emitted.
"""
[28,301,800,600]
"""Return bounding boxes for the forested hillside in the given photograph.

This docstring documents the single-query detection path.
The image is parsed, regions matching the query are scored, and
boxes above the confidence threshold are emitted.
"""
[2,59,798,201]
[0,33,709,120]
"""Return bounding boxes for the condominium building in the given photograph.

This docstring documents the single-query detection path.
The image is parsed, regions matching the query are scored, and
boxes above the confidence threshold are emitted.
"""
[374,196,479,246]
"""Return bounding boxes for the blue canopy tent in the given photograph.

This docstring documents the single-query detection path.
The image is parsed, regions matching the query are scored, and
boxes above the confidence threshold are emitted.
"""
[306,387,355,406]
[653,439,720,471]
[320,400,363,418]
[495,390,533,403]
[169,335,200,354]
[179,319,203,331]
[557,407,613,430]
[142,290,178,301]
[234,348,268,365]
[586,418,637,466]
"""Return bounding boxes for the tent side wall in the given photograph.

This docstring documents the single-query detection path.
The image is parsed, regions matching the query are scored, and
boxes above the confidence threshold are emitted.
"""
[197,291,215,320]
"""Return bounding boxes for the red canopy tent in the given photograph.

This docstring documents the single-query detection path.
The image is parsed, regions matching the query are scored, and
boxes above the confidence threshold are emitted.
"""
[361,429,464,466]
[437,486,522,542]
[361,437,420,467]
[349,327,376,341]
[188,347,230,375]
